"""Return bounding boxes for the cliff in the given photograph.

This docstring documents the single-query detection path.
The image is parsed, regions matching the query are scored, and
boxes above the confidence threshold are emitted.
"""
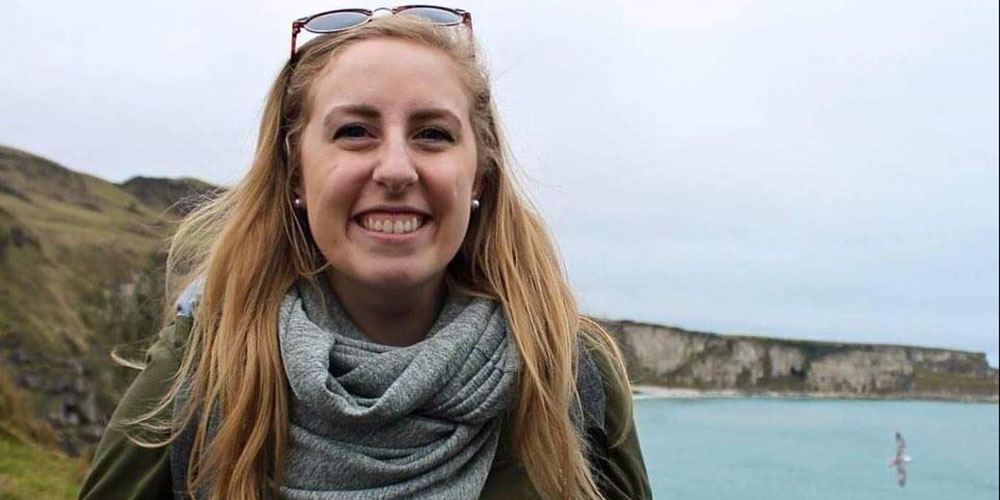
[601,320,999,402]
[0,145,219,457]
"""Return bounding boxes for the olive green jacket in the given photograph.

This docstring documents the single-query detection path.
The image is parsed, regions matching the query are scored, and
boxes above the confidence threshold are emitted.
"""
[78,316,651,499]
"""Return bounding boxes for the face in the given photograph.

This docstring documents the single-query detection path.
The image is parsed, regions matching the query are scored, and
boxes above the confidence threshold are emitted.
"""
[297,37,480,295]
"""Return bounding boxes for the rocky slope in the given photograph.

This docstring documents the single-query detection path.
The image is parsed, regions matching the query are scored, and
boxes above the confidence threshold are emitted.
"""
[601,320,999,401]
[0,145,216,457]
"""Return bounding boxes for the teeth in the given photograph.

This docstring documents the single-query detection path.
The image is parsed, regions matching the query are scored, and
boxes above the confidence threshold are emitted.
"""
[362,215,424,234]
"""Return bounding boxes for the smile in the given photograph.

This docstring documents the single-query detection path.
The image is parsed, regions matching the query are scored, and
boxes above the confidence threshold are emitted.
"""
[356,212,428,235]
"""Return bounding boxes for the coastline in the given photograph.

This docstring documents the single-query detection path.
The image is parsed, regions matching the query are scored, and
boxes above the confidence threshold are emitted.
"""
[631,384,1000,404]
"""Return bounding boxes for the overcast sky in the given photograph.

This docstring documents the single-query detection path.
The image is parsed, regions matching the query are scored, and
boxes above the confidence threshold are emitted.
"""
[2,0,997,364]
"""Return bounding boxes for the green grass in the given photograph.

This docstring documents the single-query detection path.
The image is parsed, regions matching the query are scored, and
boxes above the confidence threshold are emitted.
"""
[2,364,83,499]
[913,369,999,395]
[0,435,87,500]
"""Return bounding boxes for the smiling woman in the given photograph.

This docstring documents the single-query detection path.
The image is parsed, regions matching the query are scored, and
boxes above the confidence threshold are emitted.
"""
[78,8,649,500]
[299,38,481,346]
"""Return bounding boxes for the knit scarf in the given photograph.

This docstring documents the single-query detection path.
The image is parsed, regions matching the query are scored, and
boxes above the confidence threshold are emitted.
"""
[275,280,519,499]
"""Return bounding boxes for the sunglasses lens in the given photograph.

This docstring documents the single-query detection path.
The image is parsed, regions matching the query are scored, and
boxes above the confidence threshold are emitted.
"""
[398,7,462,25]
[305,11,370,33]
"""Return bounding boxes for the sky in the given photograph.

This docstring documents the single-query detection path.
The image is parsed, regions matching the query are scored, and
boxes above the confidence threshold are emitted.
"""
[1,0,997,365]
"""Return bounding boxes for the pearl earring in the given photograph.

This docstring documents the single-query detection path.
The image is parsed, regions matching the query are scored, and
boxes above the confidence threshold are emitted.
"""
[471,199,480,210]
[293,197,304,209]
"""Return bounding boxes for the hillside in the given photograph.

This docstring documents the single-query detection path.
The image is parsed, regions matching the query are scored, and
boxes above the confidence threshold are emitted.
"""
[0,145,219,460]
[119,176,221,216]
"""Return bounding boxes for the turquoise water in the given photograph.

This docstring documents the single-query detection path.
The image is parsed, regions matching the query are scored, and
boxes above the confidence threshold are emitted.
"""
[634,398,999,499]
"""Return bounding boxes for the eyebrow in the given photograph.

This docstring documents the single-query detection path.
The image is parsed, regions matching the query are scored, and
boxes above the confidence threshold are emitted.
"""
[410,108,462,126]
[323,104,379,129]
[322,104,463,130]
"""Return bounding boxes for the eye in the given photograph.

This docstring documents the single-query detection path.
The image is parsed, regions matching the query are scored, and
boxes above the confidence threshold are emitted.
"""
[333,124,370,140]
[413,127,454,142]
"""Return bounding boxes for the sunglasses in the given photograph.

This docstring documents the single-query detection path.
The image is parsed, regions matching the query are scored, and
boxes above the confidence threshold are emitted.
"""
[290,5,473,57]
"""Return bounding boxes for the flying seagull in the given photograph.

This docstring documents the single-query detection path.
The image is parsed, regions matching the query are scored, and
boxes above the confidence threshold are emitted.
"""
[887,431,912,487]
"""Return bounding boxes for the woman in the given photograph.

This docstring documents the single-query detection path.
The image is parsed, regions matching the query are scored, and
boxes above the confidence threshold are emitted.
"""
[80,7,650,500]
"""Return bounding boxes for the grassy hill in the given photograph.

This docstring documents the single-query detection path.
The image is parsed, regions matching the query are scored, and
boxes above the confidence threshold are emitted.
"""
[0,145,168,356]
[0,145,217,498]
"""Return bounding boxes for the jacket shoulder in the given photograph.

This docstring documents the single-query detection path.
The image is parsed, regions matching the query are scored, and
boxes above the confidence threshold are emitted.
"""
[78,320,188,500]
[579,325,653,500]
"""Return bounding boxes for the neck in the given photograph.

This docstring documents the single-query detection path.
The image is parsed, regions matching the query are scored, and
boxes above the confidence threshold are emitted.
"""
[326,272,446,346]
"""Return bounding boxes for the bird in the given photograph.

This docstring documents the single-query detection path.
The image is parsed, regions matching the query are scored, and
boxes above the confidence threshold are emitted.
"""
[887,431,912,487]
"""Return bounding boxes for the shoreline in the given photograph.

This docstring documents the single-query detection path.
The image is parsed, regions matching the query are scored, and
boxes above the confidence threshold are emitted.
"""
[631,384,1000,404]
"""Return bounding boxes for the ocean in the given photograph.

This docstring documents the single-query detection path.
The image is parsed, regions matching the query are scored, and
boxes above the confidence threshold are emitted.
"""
[633,397,999,499]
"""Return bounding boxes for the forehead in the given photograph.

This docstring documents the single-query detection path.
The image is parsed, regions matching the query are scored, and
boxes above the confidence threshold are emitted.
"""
[308,37,470,120]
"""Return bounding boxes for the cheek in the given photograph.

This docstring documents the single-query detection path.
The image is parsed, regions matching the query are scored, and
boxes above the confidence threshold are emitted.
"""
[299,126,346,204]
[302,169,367,247]
[301,145,368,209]
[447,148,480,205]
[432,170,475,215]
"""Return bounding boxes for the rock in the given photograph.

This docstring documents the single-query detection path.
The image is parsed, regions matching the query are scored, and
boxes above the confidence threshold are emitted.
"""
[768,345,805,378]
[7,348,32,364]
[81,423,105,442]
[806,350,912,394]
[79,393,100,424]
[67,359,85,376]
[602,318,998,400]
[15,373,42,389]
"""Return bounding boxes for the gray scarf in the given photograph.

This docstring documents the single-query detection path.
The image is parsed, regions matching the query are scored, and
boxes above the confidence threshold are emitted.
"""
[275,280,519,499]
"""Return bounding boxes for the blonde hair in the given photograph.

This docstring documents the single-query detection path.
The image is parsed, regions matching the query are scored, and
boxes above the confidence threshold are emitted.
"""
[128,16,631,500]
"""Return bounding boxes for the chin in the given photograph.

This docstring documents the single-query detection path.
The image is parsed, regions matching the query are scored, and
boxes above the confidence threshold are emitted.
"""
[355,266,437,291]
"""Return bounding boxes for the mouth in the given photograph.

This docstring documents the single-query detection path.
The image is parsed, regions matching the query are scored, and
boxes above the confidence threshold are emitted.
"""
[353,211,430,235]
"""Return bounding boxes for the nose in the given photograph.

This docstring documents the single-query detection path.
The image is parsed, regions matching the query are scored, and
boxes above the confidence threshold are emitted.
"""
[372,134,418,194]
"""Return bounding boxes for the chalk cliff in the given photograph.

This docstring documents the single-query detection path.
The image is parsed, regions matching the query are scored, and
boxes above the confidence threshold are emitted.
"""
[600,320,999,401]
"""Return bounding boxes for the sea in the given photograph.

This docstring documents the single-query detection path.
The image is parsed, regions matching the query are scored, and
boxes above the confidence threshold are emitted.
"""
[633,397,999,499]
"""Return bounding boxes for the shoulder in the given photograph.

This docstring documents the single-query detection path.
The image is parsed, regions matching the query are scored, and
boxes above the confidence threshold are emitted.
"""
[120,318,191,421]
[578,323,632,431]
[157,315,194,356]
[79,320,188,499]
[578,322,653,499]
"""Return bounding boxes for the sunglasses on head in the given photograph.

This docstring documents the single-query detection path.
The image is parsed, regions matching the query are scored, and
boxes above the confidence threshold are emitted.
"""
[290,5,473,57]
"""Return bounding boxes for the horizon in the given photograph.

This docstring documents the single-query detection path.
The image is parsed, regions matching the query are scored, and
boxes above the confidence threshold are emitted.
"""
[1,0,997,365]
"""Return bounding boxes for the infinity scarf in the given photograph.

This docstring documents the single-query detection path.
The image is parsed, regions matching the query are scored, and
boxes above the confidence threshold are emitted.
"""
[275,280,519,499]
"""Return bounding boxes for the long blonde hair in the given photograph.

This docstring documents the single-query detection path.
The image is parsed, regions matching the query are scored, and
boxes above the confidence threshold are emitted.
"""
[129,16,631,500]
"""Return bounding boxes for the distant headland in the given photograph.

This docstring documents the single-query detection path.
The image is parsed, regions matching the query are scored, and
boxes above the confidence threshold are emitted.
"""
[600,319,998,403]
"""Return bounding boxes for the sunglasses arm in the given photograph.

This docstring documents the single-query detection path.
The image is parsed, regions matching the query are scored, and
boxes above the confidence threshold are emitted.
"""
[290,22,303,58]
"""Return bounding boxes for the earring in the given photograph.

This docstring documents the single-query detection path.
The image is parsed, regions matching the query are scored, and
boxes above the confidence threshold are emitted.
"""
[471,199,480,210]
[293,197,304,209]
